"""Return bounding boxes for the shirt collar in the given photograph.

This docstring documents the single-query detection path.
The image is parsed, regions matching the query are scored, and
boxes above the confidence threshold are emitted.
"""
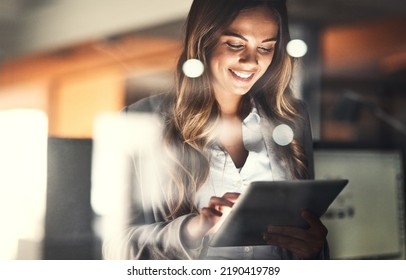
[242,101,261,126]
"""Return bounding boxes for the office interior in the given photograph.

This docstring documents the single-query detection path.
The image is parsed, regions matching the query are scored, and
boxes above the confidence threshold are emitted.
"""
[0,0,405,260]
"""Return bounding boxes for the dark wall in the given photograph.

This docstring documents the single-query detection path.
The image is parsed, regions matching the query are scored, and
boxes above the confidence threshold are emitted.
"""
[44,137,100,259]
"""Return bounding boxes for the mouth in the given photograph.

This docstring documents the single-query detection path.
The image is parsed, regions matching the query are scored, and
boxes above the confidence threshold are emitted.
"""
[229,69,255,81]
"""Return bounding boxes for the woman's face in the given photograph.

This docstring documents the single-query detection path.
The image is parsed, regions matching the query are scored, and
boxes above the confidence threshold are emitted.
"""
[209,6,278,99]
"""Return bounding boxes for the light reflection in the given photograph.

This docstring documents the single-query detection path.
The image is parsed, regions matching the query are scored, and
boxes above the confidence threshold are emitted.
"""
[91,112,166,259]
[182,58,205,78]
[272,124,294,146]
[0,109,48,259]
[286,39,308,58]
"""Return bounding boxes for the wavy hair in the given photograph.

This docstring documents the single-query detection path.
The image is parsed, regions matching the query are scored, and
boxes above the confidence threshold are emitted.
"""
[163,0,309,219]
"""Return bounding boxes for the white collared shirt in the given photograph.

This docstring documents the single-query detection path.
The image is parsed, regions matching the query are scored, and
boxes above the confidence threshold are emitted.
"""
[195,107,295,259]
[196,106,273,209]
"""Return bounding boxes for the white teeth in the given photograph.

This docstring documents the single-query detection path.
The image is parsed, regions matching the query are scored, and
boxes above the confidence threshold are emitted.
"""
[231,70,253,79]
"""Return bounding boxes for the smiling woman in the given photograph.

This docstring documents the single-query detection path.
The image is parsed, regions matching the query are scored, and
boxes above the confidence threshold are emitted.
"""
[106,0,328,260]
[210,6,278,99]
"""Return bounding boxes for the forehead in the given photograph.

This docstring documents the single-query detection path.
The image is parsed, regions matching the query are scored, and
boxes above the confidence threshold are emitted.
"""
[227,6,279,38]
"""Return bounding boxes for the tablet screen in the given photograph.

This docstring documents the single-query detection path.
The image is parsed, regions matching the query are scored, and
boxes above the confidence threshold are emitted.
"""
[209,179,348,247]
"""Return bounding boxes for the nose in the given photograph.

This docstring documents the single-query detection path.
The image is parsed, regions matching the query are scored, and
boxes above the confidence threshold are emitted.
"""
[239,48,258,66]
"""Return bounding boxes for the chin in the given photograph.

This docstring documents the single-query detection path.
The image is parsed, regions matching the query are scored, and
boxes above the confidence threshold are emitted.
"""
[232,86,253,96]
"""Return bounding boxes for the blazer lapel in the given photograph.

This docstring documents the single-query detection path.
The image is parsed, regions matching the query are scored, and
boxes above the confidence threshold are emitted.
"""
[257,105,292,181]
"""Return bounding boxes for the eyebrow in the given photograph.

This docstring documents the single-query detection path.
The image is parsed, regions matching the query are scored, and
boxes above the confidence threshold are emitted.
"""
[223,31,277,43]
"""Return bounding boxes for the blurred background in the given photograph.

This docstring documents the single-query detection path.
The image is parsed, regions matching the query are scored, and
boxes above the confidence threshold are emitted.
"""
[0,0,405,260]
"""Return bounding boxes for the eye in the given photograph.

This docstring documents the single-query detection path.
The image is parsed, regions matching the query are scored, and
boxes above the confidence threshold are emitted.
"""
[226,42,244,50]
[258,46,275,54]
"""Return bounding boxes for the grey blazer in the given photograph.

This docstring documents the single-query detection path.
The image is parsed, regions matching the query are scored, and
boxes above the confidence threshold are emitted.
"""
[104,93,317,260]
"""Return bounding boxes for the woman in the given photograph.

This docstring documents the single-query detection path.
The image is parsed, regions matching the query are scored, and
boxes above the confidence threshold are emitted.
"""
[113,0,328,260]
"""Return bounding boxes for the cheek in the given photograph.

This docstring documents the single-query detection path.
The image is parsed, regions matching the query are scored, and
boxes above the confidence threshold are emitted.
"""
[260,56,274,73]
[211,49,238,68]
[209,53,220,73]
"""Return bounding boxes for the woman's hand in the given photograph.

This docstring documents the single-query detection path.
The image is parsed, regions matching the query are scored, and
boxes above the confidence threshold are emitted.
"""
[184,192,240,248]
[262,210,328,259]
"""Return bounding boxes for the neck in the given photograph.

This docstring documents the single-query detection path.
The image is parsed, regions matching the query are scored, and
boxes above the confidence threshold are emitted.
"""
[216,94,252,121]
[215,93,244,119]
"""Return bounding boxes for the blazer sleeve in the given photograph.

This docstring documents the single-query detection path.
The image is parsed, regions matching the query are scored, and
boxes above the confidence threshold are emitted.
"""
[297,101,331,259]
[102,94,205,259]
[297,100,315,180]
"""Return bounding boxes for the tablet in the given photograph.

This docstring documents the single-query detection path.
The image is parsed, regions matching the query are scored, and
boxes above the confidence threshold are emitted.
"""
[209,179,348,247]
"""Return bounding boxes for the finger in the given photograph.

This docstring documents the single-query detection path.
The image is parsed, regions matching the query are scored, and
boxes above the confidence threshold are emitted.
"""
[198,207,223,232]
[301,210,319,226]
[301,210,328,236]
[208,196,234,209]
[264,233,318,259]
[222,192,240,202]
[264,233,307,252]
[200,207,222,218]
[285,240,322,260]
[266,223,326,248]
[267,225,309,241]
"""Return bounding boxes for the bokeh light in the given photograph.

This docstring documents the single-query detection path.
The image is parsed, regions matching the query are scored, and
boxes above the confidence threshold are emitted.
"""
[286,39,308,58]
[272,124,294,146]
[182,59,204,78]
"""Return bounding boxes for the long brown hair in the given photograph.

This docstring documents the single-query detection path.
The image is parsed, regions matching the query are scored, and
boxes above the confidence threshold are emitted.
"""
[163,0,308,219]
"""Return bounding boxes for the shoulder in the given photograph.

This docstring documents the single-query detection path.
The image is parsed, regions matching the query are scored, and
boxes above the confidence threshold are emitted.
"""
[287,98,311,129]
[293,98,310,119]
[255,97,310,125]
[123,93,174,115]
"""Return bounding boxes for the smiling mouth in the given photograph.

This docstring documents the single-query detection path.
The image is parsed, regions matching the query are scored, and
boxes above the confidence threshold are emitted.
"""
[229,69,254,80]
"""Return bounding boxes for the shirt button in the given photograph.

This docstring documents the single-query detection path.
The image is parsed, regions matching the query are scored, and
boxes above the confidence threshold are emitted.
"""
[244,246,252,253]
